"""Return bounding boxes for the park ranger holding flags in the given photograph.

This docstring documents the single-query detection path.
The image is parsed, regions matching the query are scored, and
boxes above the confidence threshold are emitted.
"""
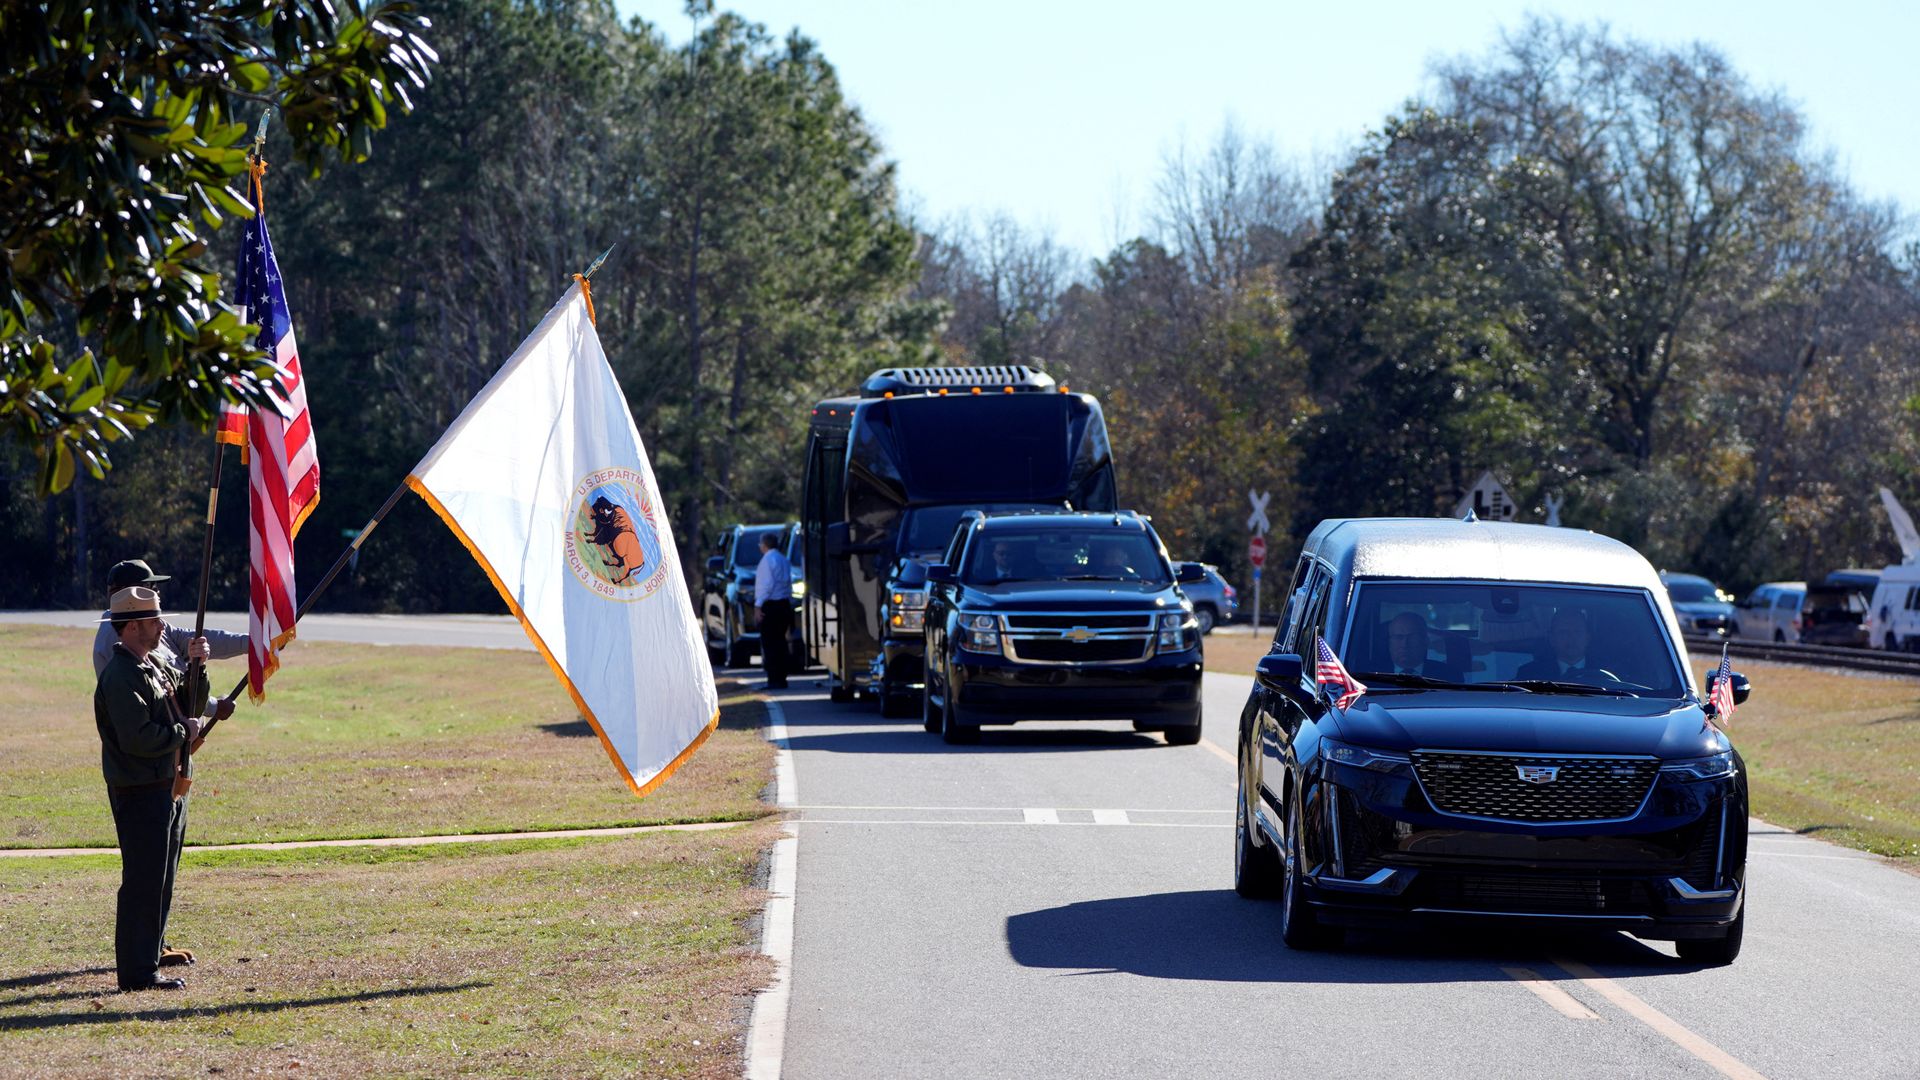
[93,586,224,992]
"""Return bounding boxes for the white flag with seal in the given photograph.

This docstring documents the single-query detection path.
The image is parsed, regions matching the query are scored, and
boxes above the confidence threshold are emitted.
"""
[406,282,718,797]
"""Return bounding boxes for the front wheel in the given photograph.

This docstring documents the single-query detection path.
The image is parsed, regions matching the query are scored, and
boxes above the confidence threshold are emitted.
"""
[1162,710,1203,746]
[1675,904,1744,965]
[880,686,918,719]
[1194,606,1218,635]
[940,687,979,745]
[921,670,942,733]
[1234,736,1282,898]
[1280,793,1339,950]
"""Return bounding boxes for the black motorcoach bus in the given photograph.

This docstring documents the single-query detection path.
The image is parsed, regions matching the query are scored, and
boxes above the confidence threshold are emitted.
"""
[800,366,1117,708]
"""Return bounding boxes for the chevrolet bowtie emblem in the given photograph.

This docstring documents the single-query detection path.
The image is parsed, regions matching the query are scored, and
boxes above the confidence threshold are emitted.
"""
[1066,626,1098,643]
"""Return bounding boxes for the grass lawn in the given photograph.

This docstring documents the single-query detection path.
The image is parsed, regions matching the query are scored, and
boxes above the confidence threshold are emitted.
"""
[1202,629,1920,869]
[0,626,774,848]
[0,625,781,1076]
[0,824,778,1078]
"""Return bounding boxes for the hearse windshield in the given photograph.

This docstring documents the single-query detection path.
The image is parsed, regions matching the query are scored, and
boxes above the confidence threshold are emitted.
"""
[901,503,1059,556]
[1342,582,1686,698]
[965,528,1169,586]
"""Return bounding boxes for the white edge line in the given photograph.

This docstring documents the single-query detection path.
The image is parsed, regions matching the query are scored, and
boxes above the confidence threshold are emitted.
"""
[745,699,796,1080]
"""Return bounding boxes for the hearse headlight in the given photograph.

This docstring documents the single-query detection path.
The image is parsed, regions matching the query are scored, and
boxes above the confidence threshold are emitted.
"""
[886,587,929,633]
[1659,751,1736,782]
[959,613,1000,653]
[1320,738,1411,774]
[1157,611,1196,652]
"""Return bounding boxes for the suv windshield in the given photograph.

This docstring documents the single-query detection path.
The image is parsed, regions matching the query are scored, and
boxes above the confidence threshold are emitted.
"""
[902,503,1059,556]
[1664,579,1718,603]
[732,526,785,569]
[965,527,1169,586]
[1343,582,1686,697]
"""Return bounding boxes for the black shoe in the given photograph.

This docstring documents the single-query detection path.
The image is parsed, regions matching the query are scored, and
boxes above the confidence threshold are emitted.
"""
[119,976,186,992]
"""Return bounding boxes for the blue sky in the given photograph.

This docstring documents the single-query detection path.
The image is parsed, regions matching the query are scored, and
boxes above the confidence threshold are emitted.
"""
[617,1,1919,257]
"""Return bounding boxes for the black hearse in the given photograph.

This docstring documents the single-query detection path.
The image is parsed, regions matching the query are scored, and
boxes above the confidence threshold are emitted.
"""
[1233,518,1751,963]
[921,510,1205,744]
[799,366,1117,710]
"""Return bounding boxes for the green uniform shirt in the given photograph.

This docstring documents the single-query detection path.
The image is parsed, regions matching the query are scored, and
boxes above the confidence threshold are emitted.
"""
[94,641,209,788]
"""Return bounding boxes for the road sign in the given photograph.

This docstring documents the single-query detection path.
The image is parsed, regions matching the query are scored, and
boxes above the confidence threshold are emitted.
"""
[1453,470,1516,522]
[1249,534,1266,568]
[1246,489,1271,535]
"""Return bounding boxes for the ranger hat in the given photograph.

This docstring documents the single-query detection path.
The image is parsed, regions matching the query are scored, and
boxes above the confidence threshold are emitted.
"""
[102,586,166,625]
[107,559,171,594]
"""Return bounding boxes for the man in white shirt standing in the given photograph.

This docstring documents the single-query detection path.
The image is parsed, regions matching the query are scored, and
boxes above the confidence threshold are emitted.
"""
[753,532,794,690]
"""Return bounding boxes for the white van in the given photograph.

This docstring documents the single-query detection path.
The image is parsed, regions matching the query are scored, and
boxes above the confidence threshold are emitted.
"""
[1732,581,1806,642]
[1865,563,1920,652]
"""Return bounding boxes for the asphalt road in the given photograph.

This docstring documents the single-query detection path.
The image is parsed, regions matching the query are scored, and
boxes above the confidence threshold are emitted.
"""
[771,670,1920,1080]
[13,610,1915,1076]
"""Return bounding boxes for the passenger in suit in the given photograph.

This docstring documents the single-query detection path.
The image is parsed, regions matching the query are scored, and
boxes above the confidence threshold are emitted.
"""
[1385,612,1464,682]
[1516,607,1617,682]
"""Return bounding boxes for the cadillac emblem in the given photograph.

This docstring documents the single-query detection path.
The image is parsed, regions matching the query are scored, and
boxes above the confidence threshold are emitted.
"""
[1515,765,1560,784]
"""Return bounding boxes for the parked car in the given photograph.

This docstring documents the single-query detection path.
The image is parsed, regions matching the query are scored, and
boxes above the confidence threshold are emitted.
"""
[1234,517,1750,963]
[1174,562,1237,633]
[701,522,794,667]
[921,510,1206,745]
[1659,572,1734,637]
[1865,562,1920,652]
[1731,581,1806,643]
[1799,570,1877,648]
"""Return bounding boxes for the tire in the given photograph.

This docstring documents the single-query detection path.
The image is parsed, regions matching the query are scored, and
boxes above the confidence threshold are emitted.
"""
[829,683,855,703]
[1234,733,1283,899]
[1195,605,1218,636]
[880,686,918,719]
[1162,710,1203,746]
[1280,793,1339,950]
[1886,633,1898,652]
[940,684,979,745]
[727,638,754,669]
[1773,629,1785,643]
[1676,904,1744,965]
[921,669,942,733]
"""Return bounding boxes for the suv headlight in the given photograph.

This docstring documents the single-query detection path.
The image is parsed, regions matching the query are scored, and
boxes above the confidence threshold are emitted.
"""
[886,587,929,634]
[958,613,1000,653]
[1156,611,1197,652]
[1659,751,1737,782]
[1320,737,1411,774]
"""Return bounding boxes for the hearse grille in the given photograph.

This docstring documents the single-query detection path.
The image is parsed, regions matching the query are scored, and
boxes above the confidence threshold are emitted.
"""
[1001,612,1156,665]
[1413,873,1655,915]
[1411,751,1658,823]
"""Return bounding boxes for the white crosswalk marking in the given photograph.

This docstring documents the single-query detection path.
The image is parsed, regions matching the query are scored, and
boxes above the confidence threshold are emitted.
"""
[1023,807,1059,825]
[1092,809,1130,825]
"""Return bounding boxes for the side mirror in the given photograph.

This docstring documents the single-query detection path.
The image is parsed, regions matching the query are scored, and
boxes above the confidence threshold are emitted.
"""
[1708,670,1752,706]
[926,564,956,584]
[1176,563,1207,584]
[706,556,725,573]
[1255,652,1304,693]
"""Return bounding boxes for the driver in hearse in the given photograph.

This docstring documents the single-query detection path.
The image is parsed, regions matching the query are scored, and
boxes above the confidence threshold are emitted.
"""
[1384,611,1463,681]
[1517,607,1614,682]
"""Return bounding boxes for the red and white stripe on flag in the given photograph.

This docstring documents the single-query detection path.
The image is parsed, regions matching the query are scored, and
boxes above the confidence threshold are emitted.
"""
[219,176,318,703]
[1707,649,1735,729]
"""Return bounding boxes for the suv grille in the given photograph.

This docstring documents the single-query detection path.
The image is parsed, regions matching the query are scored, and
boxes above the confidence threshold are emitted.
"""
[1413,873,1654,914]
[1411,751,1658,823]
[1001,612,1156,665]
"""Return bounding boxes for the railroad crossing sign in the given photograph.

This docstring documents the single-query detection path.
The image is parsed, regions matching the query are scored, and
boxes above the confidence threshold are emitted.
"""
[1249,534,1267,568]
[1453,471,1516,522]
[1247,489,1271,535]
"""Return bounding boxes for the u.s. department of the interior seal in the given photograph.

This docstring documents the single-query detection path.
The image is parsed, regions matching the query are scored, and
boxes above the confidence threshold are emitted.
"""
[564,467,669,601]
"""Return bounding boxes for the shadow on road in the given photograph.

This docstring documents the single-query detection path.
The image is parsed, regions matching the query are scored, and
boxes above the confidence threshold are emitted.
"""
[783,725,1165,755]
[1006,889,1692,984]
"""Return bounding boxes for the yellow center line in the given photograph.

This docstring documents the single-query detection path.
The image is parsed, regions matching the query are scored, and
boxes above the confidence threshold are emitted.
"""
[1552,957,1768,1080]
[1198,736,1235,769]
[1501,966,1600,1020]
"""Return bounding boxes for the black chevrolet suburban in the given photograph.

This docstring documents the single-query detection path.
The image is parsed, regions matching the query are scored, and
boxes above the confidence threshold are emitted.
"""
[921,510,1206,745]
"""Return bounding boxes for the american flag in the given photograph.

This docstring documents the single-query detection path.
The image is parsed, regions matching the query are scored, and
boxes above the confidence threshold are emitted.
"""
[217,171,318,702]
[1315,636,1368,710]
[1707,645,1736,728]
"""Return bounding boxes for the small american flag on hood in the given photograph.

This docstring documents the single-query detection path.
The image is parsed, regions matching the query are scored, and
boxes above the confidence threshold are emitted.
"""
[1707,645,1736,729]
[1315,636,1368,710]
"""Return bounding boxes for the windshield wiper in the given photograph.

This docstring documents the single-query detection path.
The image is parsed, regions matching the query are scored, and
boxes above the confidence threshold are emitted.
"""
[1060,574,1138,582]
[1499,679,1639,697]
[1350,671,1521,692]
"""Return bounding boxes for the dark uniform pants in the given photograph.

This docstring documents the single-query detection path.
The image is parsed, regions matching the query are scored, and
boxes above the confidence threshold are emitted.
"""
[107,784,186,987]
[759,599,793,687]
